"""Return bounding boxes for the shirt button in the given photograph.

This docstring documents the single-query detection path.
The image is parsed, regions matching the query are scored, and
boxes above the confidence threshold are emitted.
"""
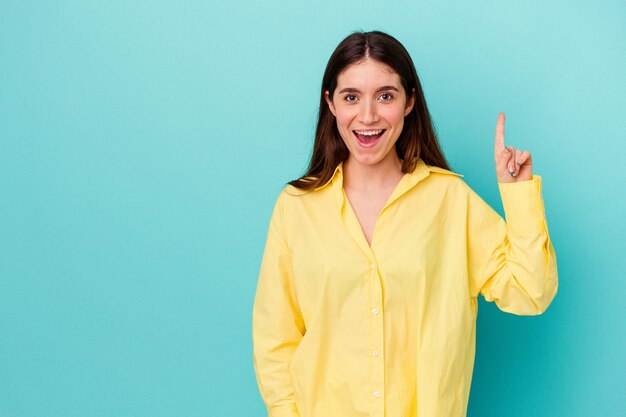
[372,349,380,357]
[371,308,379,315]
[373,390,381,398]
[370,263,376,270]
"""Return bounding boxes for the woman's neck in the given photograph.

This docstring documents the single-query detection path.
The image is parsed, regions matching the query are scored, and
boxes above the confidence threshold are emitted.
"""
[343,155,404,192]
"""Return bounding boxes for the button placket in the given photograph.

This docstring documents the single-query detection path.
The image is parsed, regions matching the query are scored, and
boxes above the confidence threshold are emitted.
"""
[368,260,385,413]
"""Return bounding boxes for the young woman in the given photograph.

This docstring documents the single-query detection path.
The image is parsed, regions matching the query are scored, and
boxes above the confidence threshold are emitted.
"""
[252,30,558,417]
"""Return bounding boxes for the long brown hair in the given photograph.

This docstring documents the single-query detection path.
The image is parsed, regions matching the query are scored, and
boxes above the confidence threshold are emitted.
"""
[288,30,450,191]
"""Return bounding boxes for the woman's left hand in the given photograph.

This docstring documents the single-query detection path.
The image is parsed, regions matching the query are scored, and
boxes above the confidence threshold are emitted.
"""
[494,112,533,183]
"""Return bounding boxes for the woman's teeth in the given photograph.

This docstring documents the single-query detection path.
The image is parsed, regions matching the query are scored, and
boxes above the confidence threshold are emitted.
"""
[356,129,383,136]
[354,129,385,143]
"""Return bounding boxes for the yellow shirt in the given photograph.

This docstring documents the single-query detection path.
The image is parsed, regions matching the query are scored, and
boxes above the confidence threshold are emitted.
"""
[252,158,558,417]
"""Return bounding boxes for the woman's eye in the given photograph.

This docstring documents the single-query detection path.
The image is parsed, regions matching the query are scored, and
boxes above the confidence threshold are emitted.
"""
[345,95,357,102]
[380,93,393,101]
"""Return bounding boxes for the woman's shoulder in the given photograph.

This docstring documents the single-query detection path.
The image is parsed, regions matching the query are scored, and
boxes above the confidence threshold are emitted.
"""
[422,163,477,196]
[271,183,316,207]
[283,184,308,197]
[279,183,331,204]
[424,163,466,186]
[281,174,336,198]
[425,163,464,178]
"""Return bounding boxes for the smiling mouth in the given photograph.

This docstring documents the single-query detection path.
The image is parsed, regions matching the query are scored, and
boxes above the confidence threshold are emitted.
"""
[353,129,386,147]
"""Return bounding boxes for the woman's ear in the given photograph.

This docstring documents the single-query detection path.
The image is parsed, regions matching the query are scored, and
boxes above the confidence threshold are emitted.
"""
[404,88,416,116]
[324,90,336,116]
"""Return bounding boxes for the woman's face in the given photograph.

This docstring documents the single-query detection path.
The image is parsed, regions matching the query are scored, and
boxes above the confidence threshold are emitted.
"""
[325,58,415,169]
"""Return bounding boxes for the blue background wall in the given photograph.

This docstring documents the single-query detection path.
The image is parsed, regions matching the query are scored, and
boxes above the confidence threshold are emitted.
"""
[1,1,624,416]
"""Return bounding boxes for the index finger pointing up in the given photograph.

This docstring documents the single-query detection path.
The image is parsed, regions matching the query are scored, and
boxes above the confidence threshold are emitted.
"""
[494,112,506,156]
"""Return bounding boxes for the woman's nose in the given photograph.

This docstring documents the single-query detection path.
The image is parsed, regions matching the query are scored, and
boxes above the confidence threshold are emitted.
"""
[359,100,380,124]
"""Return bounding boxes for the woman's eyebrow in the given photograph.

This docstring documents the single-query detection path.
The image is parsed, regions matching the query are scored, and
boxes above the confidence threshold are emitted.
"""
[338,86,401,94]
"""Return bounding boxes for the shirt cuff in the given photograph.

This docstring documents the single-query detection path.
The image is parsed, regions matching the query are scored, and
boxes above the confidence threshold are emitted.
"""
[497,175,546,234]
[269,403,300,417]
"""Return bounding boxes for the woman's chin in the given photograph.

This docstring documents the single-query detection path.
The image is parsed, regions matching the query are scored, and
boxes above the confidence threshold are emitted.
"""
[347,153,384,167]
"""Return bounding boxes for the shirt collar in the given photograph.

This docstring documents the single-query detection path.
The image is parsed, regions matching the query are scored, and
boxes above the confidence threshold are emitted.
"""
[327,158,462,188]
[285,158,463,201]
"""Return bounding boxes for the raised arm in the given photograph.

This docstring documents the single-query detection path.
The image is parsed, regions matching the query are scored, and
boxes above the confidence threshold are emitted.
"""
[467,113,558,315]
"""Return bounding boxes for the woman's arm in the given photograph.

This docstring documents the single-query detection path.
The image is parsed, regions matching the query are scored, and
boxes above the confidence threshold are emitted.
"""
[467,113,558,314]
[252,194,303,417]
[467,175,558,315]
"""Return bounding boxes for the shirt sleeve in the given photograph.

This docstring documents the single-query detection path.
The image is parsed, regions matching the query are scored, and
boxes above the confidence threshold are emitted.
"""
[467,175,558,315]
[252,192,304,417]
